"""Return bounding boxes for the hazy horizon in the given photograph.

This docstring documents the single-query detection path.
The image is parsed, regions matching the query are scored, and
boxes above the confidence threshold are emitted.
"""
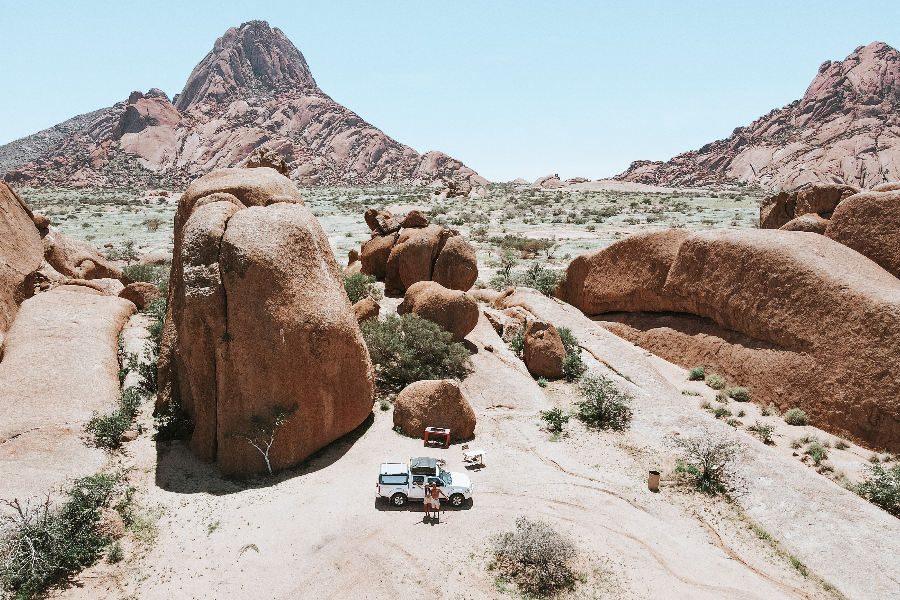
[1,0,896,182]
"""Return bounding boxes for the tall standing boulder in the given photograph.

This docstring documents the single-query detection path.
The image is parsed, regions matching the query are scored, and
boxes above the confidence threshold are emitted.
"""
[360,234,396,280]
[523,319,566,378]
[432,236,478,291]
[398,281,478,342]
[0,181,42,348]
[160,168,374,474]
[392,379,476,440]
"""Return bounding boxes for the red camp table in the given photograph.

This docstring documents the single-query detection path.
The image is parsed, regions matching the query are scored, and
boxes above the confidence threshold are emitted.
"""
[423,427,450,449]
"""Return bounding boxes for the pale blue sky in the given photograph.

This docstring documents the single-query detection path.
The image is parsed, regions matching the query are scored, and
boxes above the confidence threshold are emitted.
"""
[0,1,896,182]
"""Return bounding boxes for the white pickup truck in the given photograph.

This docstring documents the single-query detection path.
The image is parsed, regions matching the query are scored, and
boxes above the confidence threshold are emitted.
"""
[377,457,474,507]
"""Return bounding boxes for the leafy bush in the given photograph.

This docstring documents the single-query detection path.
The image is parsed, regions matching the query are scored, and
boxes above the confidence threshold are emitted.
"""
[854,463,900,516]
[705,374,726,390]
[379,400,391,411]
[746,421,775,444]
[537,377,548,388]
[360,313,472,391]
[506,329,525,357]
[557,327,586,382]
[835,439,850,450]
[104,240,138,263]
[710,406,732,419]
[688,366,705,381]
[674,432,744,495]
[152,398,195,442]
[493,517,576,594]
[727,387,751,402]
[0,472,129,598]
[343,273,382,304]
[516,262,563,297]
[84,389,142,450]
[759,404,776,417]
[575,375,633,430]
[122,264,170,292]
[806,440,828,465]
[784,408,810,426]
[107,541,124,564]
[540,408,569,433]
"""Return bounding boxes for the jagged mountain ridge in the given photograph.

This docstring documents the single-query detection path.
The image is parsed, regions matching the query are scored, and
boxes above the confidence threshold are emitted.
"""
[616,42,900,189]
[2,21,484,189]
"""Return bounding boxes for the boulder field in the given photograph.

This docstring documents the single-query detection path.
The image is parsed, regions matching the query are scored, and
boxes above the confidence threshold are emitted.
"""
[356,208,478,294]
[558,227,900,451]
[159,167,375,475]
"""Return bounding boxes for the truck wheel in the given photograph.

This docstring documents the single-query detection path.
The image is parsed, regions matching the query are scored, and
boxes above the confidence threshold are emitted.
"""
[449,494,465,507]
[390,493,407,507]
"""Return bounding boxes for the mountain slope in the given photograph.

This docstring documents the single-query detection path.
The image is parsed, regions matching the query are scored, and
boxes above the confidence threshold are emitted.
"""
[3,21,484,188]
[616,42,900,189]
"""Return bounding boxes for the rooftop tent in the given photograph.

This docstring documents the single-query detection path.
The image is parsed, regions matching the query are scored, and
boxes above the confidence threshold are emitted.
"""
[410,456,438,475]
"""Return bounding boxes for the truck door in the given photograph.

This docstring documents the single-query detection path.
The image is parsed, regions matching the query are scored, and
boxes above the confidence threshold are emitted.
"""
[409,475,426,500]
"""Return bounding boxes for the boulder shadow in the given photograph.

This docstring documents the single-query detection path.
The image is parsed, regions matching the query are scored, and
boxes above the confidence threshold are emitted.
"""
[155,412,376,495]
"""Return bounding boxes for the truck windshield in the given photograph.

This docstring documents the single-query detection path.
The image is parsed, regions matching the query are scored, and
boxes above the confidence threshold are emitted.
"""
[440,471,451,486]
[380,475,407,485]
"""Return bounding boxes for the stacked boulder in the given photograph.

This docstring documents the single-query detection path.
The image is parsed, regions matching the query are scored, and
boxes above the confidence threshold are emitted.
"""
[350,208,478,295]
[158,167,375,474]
[558,227,900,452]
[759,183,859,230]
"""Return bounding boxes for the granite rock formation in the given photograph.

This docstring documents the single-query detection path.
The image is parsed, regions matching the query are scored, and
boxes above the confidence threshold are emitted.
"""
[616,43,900,189]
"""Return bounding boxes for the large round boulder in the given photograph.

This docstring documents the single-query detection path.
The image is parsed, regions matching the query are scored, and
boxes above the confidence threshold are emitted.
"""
[392,379,476,440]
[779,213,830,234]
[523,319,566,378]
[385,225,449,293]
[352,297,380,322]
[398,281,479,343]
[432,236,478,291]
[118,282,161,309]
[825,190,900,278]
[360,234,396,280]
[42,230,123,281]
[556,229,690,314]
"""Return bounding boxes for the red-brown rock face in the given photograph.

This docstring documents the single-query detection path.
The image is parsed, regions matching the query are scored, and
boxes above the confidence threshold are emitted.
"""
[159,168,374,474]
[0,182,42,348]
[616,42,900,189]
[825,190,900,278]
[561,228,900,451]
[2,21,484,188]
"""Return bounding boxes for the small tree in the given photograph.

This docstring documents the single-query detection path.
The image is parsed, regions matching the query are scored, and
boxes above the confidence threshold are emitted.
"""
[343,273,382,304]
[226,403,299,475]
[854,463,900,516]
[674,432,744,495]
[575,374,633,430]
[493,517,576,594]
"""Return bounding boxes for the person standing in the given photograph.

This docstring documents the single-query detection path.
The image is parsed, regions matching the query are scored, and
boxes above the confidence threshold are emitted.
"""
[429,483,447,521]
[422,483,432,519]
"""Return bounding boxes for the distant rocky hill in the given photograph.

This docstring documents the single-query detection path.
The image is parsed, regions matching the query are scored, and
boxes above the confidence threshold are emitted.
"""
[2,21,484,189]
[616,42,900,189]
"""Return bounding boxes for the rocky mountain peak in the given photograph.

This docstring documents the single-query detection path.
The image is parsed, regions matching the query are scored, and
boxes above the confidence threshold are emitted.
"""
[801,41,900,113]
[174,20,316,111]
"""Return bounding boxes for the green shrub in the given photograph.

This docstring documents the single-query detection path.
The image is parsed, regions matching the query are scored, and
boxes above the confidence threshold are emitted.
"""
[343,273,382,304]
[507,330,525,357]
[806,441,828,465]
[557,327,586,381]
[759,404,776,417]
[705,374,726,390]
[674,433,744,495]
[107,541,124,564]
[575,375,632,430]
[710,407,732,419]
[784,408,810,426]
[540,408,569,433]
[0,472,129,598]
[537,377,548,388]
[360,313,471,391]
[84,389,142,449]
[746,421,775,444]
[379,399,391,411]
[688,366,705,381]
[737,409,746,418]
[152,398,195,442]
[835,439,850,450]
[493,517,576,595]
[854,463,900,516]
[727,387,751,402]
[122,264,169,292]
[517,261,563,297]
